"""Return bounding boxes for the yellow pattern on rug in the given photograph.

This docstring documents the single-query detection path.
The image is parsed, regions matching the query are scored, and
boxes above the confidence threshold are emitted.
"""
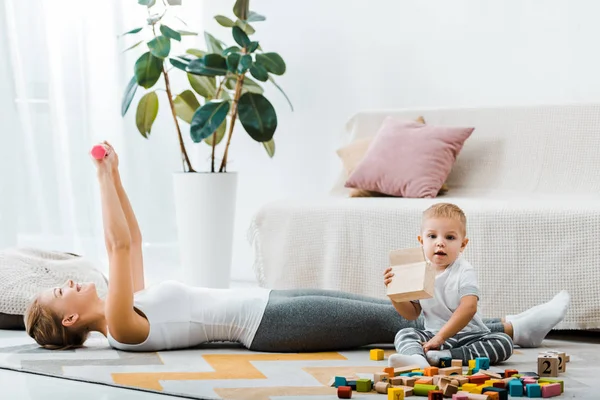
[111,352,347,391]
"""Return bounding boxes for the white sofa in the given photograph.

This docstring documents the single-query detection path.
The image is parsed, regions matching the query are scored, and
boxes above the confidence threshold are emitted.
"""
[249,103,600,330]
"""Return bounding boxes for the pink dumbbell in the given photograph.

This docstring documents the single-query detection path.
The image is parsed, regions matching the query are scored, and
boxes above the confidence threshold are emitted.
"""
[91,145,108,160]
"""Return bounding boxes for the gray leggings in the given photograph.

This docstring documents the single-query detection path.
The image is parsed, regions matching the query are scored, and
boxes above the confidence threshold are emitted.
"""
[249,289,504,352]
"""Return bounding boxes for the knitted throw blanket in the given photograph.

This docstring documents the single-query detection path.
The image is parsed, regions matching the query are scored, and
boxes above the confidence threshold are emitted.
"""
[0,248,108,315]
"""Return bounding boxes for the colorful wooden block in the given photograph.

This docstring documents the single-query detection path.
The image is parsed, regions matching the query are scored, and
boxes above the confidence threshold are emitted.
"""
[439,366,462,376]
[390,376,403,386]
[508,379,524,397]
[413,384,440,396]
[468,360,477,369]
[452,359,463,367]
[394,364,421,375]
[452,395,469,400]
[541,383,561,398]
[504,369,518,378]
[337,386,352,399]
[385,367,395,377]
[375,381,391,394]
[492,381,506,389]
[481,387,508,400]
[483,392,499,400]
[468,374,489,385]
[455,392,489,400]
[416,377,434,385]
[398,376,416,387]
[424,367,439,377]
[388,387,405,400]
[480,370,503,379]
[455,376,470,386]
[370,349,384,361]
[461,383,477,393]
[408,371,425,377]
[537,378,564,393]
[428,390,444,400]
[334,376,347,387]
[440,357,453,367]
[346,379,357,390]
[374,372,389,383]
[357,378,372,392]
[526,384,542,398]
[396,385,414,397]
[537,355,559,377]
[475,357,490,370]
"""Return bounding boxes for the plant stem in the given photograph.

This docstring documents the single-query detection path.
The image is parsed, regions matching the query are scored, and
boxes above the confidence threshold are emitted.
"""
[162,65,195,172]
[219,73,244,173]
[210,78,227,173]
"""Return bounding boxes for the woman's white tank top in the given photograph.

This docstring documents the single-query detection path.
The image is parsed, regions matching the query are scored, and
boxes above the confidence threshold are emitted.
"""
[107,280,271,351]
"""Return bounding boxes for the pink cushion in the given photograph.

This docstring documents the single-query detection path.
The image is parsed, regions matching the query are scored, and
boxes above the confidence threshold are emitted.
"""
[345,117,474,198]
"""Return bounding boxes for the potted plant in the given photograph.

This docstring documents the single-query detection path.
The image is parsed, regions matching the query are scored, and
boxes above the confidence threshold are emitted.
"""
[120,0,292,288]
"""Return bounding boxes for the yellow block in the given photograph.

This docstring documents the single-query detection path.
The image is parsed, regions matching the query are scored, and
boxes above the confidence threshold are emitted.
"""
[468,360,477,369]
[539,382,550,386]
[388,387,405,400]
[462,383,477,392]
[474,385,484,394]
[412,369,424,373]
[370,349,384,361]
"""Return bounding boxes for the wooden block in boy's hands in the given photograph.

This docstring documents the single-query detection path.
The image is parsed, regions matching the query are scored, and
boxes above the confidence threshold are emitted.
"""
[386,248,435,302]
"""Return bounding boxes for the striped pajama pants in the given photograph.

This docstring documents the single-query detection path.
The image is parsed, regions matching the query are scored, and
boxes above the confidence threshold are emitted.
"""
[394,328,513,365]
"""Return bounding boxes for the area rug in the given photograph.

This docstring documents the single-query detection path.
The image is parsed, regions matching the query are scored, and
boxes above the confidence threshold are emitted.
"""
[0,330,591,399]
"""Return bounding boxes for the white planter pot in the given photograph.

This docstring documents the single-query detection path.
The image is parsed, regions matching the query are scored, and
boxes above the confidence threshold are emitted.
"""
[172,172,238,288]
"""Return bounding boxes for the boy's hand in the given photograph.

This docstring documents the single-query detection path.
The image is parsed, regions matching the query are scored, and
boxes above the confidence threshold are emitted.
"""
[383,267,394,286]
[422,335,445,352]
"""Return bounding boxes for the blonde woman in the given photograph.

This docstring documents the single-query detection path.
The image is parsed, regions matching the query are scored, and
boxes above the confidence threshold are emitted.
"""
[23,143,570,352]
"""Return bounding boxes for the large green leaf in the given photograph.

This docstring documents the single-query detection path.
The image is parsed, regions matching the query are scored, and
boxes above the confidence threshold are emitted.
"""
[188,74,216,98]
[121,76,138,117]
[242,76,264,94]
[148,35,170,59]
[173,90,200,124]
[232,26,251,48]
[178,30,198,36]
[123,40,144,53]
[215,15,235,27]
[169,56,189,71]
[204,120,227,146]
[233,0,249,20]
[247,11,266,22]
[120,27,143,37]
[237,54,252,74]
[237,92,277,142]
[256,52,286,75]
[262,139,275,157]
[222,46,241,56]
[204,32,224,54]
[187,54,228,76]
[160,24,181,41]
[235,20,255,35]
[268,75,294,111]
[190,100,231,142]
[134,52,163,89]
[249,63,268,82]
[226,53,241,73]
[247,41,259,53]
[136,92,159,138]
[186,49,206,58]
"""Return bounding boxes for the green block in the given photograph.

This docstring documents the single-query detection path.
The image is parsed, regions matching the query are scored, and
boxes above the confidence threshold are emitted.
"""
[413,384,439,396]
[513,374,523,378]
[356,378,372,392]
[538,378,564,393]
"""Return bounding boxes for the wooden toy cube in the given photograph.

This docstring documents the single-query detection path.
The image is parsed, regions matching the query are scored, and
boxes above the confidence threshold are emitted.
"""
[428,390,444,400]
[375,381,391,394]
[541,383,561,398]
[483,392,499,400]
[424,367,439,377]
[555,352,567,373]
[452,359,463,367]
[386,248,435,302]
[475,357,490,370]
[468,360,477,369]
[439,366,462,376]
[388,387,405,400]
[537,378,564,393]
[334,376,348,387]
[416,377,434,385]
[356,378,372,392]
[440,357,453,367]
[537,355,559,377]
[504,369,518,378]
[337,386,352,399]
[374,372,389,383]
[370,349,384,361]
[481,387,508,400]
[508,379,524,397]
[526,383,542,397]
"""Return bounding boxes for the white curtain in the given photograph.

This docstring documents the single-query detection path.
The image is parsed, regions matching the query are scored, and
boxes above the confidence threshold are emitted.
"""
[1,0,204,284]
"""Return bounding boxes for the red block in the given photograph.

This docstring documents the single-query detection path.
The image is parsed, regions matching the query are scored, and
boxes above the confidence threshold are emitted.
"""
[337,386,352,399]
[428,390,444,400]
[468,374,488,384]
[493,381,507,389]
[541,383,562,398]
[504,369,518,378]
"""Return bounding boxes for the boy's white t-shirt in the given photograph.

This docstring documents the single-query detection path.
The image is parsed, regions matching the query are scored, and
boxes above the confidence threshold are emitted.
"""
[415,256,489,334]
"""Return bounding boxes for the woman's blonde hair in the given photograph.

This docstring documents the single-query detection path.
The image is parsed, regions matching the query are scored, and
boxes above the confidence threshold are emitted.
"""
[24,295,89,350]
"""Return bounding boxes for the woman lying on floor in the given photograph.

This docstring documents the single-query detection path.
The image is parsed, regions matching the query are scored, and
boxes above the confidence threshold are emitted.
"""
[23,142,570,352]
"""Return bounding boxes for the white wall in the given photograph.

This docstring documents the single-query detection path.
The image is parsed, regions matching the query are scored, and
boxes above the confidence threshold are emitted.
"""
[198,0,600,281]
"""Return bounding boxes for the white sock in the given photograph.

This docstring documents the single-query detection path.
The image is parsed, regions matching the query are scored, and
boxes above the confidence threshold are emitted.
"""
[425,350,452,366]
[509,291,570,348]
[388,354,430,369]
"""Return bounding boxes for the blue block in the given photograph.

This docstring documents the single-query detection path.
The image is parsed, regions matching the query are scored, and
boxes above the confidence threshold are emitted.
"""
[525,384,541,398]
[400,373,411,376]
[475,357,490,370]
[334,376,347,388]
[439,357,453,367]
[347,380,357,390]
[508,380,524,397]
[407,372,424,377]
